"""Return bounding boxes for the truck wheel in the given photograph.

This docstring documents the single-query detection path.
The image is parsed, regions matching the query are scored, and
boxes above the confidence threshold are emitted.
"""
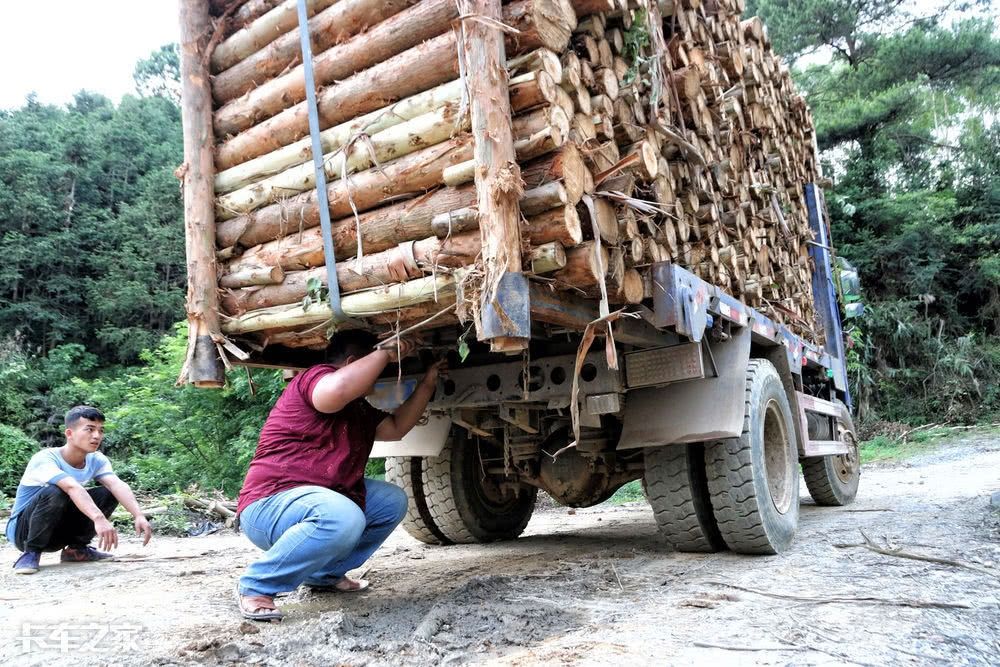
[705,359,799,554]
[644,444,725,552]
[422,430,537,543]
[802,401,861,506]
[384,456,451,545]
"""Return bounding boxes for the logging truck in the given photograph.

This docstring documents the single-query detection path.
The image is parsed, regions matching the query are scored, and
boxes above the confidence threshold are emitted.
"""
[177,0,860,555]
[367,183,859,554]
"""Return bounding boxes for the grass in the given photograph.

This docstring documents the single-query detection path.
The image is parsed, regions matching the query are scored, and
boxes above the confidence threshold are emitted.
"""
[609,479,645,505]
[859,424,1000,464]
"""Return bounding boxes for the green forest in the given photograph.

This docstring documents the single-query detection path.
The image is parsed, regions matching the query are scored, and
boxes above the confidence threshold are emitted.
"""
[1,2,998,498]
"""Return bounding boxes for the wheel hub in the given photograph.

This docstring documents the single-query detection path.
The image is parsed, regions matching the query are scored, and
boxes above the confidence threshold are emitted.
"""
[763,399,794,514]
[834,429,860,484]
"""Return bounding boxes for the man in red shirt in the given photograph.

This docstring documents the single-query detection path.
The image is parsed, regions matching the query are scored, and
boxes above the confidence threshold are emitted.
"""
[235,331,443,621]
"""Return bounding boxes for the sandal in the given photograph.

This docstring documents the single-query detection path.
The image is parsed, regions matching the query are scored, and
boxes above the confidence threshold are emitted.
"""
[235,583,284,622]
[306,576,370,593]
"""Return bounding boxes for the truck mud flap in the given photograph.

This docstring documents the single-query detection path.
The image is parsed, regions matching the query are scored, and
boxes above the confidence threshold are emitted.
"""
[618,325,752,450]
[371,414,452,458]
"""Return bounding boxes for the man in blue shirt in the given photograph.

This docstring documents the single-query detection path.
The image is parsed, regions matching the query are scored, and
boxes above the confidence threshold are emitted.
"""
[7,406,153,574]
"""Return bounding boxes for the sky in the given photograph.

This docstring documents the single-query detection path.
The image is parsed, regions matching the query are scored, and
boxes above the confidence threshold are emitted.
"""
[0,0,179,110]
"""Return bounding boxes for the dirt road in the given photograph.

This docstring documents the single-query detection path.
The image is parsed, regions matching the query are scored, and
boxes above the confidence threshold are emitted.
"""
[2,434,998,666]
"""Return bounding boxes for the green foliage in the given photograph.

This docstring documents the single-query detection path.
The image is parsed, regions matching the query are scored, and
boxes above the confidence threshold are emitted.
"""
[748,1,1000,426]
[609,480,645,505]
[133,44,181,103]
[0,87,185,364]
[0,424,38,495]
[65,324,285,495]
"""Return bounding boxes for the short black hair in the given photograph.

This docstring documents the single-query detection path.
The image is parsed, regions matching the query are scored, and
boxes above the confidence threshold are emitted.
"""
[65,405,105,427]
[327,330,378,363]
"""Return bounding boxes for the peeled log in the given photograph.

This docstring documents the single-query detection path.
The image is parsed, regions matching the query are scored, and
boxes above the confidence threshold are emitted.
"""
[178,0,225,388]
[224,181,573,275]
[212,0,418,105]
[216,102,465,219]
[213,0,577,168]
[217,116,566,250]
[217,136,475,249]
[211,0,337,73]
[520,145,587,204]
[215,64,560,194]
[220,275,455,335]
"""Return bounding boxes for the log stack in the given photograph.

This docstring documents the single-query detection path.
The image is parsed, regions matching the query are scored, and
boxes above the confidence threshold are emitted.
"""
[183,0,824,366]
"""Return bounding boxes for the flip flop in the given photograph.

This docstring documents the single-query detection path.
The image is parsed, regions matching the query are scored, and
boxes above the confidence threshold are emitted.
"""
[235,583,284,622]
[306,576,370,593]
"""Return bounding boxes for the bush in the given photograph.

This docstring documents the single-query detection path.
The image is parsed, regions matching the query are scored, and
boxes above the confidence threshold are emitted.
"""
[0,424,38,495]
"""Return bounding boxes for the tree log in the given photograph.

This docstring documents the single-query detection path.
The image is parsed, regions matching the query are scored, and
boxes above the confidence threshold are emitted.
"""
[224,180,574,275]
[215,67,559,199]
[212,0,419,105]
[213,0,577,168]
[211,0,337,73]
[178,0,225,388]
[221,274,455,334]
[463,0,527,351]
[216,102,465,219]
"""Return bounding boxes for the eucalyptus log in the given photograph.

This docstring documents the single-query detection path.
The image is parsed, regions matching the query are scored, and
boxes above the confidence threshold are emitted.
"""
[216,52,561,194]
[211,0,337,73]
[464,0,527,352]
[221,275,455,334]
[217,136,475,249]
[216,103,465,219]
[225,179,575,275]
[212,0,418,105]
[213,0,577,168]
[178,0,225,388]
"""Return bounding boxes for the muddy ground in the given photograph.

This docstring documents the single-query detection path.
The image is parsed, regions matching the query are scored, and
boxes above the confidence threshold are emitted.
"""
[2,433,998,666]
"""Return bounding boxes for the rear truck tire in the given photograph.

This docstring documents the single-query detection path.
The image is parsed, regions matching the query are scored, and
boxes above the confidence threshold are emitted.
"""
[802,400,861,506]
[384,456,451,545]
[422,430,537,544]
[705,359,800,554]
[644,444,725,552]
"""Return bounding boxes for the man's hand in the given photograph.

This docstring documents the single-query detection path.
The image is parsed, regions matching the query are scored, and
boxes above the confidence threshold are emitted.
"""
[422,357,448,386]
[94,516,119,551]
[381,337,419,363]
[134,515,153,546]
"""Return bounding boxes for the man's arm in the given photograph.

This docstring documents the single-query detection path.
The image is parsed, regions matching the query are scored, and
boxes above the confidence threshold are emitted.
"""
[375,359,446,442]
[54,477,119,551]
[99,474,152,545]
[311,340,417,414]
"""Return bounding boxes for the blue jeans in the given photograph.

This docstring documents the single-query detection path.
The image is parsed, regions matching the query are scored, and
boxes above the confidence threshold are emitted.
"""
[238,479,407,597]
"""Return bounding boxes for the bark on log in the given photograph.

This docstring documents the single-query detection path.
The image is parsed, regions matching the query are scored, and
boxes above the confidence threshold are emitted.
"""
[215,69,559,207]
[216,102,465,219]
[211,0,337,73]
[224,180,573,275]
[212,0,418,105]
[221,274,455,334]
[463,0,527,351]
[217,136,475,249]
[178,0,226,388]
[213,0,576,167]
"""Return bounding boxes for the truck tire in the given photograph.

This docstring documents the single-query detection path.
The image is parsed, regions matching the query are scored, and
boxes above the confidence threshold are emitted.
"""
[802,401,861,506]
[644,444,725,552]
[422,431,537,543]
[384,456,451,545]
[705,359,799,554]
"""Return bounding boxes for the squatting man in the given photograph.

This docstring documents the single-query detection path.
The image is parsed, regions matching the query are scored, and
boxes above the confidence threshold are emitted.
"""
[235,331,445,621]
[8,406,153,574]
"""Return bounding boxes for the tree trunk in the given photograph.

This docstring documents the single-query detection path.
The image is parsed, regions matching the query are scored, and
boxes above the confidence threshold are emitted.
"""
[178,0,226,388]
[212,0,418,104]
[211,0,337,73]
[220,274,455,334]
[213,0,577,170]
